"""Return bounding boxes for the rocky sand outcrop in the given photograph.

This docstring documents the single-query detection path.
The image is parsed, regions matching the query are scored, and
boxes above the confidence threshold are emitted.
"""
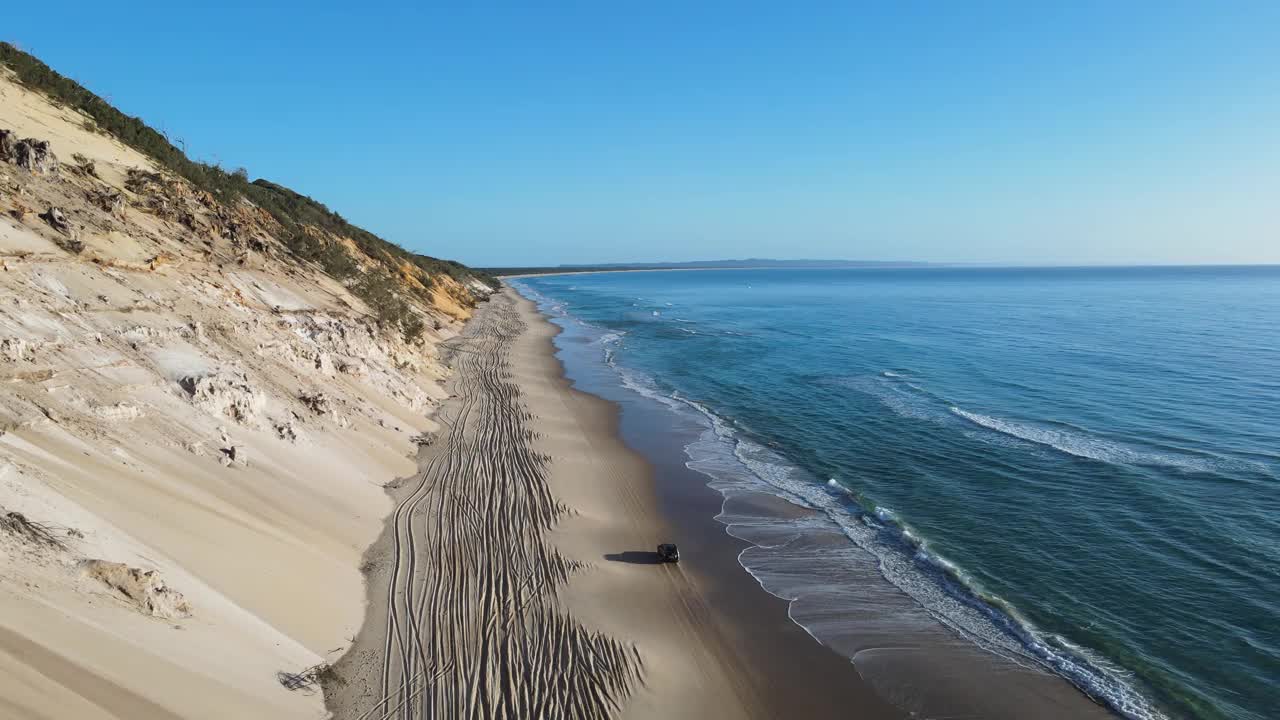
[0,62,493,719]
[80,560,192,619]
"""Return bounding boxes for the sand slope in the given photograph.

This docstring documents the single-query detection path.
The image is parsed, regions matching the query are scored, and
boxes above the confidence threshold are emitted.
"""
[0,73,476,719]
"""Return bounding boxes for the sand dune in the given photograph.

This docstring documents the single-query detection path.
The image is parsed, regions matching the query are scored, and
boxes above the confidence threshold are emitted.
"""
[0,71,477,719]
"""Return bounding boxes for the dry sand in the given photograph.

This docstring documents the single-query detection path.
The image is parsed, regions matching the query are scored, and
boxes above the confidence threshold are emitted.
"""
[326,290,645,718]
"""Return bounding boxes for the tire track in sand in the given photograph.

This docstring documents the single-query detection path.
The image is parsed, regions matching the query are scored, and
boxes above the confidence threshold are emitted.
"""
[327,292,643,720]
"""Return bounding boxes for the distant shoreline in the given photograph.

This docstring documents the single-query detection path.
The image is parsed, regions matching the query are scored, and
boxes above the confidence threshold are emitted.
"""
[497,262,1280,279]
[498,264,937,278]
[501,266,775,279]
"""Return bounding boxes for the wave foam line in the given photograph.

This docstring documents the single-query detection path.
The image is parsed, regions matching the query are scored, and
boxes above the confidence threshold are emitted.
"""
[949,406,1227,473]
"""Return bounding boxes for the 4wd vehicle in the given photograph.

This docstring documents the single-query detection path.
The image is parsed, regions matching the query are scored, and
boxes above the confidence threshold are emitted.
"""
[656,543,680,563]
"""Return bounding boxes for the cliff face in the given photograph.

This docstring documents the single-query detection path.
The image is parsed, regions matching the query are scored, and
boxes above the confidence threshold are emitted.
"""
[0,59,491,718]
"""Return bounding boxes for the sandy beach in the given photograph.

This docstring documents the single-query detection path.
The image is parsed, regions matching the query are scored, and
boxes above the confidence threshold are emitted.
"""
[326,288,901,719]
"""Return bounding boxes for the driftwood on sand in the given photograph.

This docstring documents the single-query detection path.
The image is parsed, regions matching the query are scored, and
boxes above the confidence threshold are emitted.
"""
[1,510,68,550]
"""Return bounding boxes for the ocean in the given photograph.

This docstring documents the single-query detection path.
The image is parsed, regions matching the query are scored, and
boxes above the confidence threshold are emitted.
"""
[512,266,1279,720]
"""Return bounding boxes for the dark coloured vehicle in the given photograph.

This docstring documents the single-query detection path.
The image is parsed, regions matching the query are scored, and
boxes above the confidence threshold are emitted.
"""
[656,543,680,563]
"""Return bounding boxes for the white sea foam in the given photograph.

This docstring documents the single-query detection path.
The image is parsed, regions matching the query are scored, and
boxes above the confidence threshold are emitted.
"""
[598,331,626,363]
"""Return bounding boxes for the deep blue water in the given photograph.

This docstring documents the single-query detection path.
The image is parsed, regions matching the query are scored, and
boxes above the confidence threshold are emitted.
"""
[516,266,1280,720]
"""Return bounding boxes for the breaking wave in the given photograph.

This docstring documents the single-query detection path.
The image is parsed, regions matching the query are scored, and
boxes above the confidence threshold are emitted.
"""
[841,372,1247,474]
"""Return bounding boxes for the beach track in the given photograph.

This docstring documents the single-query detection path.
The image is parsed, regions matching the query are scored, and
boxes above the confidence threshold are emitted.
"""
[328,291,643,720]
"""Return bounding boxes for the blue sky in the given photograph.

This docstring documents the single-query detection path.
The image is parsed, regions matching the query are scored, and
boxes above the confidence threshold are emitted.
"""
[7,2,1278,266]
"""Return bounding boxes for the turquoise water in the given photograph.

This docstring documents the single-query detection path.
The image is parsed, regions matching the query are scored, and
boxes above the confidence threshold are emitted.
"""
[516,267,1280,720]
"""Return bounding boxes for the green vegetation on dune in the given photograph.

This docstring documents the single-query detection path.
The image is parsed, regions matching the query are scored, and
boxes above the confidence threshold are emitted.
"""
[0,42,497,319]
[245,178,497,290]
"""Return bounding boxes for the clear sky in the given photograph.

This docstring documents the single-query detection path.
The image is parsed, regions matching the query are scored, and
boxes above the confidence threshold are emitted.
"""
[6,2,1278,266]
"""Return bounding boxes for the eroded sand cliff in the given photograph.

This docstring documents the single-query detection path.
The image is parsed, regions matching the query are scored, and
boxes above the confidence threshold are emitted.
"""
[0,69,490,719]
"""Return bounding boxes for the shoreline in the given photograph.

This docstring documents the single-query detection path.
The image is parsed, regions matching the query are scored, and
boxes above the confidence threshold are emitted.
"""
[325,287,899,718]
[509,288,901,719]
[514,280,1127,720]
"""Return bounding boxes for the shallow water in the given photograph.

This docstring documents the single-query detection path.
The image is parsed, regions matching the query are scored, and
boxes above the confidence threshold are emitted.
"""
[514,266,1280,720]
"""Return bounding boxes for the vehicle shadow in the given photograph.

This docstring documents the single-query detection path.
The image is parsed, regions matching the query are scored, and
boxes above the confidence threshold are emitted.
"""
[603,551,664,565]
